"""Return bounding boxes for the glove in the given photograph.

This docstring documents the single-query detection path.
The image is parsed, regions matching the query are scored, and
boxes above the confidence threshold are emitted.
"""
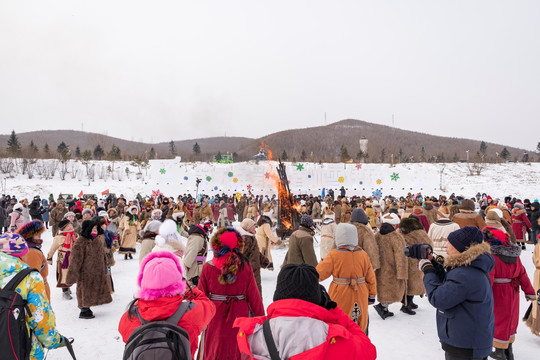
[418,259,434,273]
[47,258,53,265]
[368,296,376,305]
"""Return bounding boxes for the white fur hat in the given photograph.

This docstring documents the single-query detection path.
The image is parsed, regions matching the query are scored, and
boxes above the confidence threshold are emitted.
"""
[382,213,400,225]
[489,208,503,219]
[155,219,185,247]
[151,209,162,220]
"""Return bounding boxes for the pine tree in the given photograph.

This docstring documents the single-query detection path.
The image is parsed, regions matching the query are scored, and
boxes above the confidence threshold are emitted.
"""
[7,130,21,156]
[479,141,487,157]
[398,148,403,163]
[82,150,92,161]
[420,146,426,162]
[29,140,39,156]
[149,147,156,159]
[108,144,122,160]
[380,148,386,163]
[340,145,350,162]
[522,152,529,163]
[75,146,81,158]
[169,140,177,156]
[93,144,104,160]
[453,152,459,162]
[43,143,50,157]
[192,142,201,155]
[215,151,222,162]
[500,147,510,161]
[57,142,70,160]
[300,150,307,161]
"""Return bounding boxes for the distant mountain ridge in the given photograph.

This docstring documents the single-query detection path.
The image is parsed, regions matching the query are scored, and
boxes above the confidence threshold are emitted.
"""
[0,120,530,163]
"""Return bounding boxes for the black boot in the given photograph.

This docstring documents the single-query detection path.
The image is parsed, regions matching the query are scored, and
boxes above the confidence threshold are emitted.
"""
[505,344,514,360]
[408,301,418,309]
[124,254,128,260]
[129,253,133,259]
[79,308,95,319]
[400,305,416,315]
[490,348,507,360]
[374,303,394,320]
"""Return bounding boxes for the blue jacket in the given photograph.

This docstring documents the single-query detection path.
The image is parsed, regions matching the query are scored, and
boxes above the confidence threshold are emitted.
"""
[423,242,495,358]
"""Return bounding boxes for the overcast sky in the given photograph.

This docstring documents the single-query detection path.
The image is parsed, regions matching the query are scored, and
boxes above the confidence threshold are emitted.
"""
[1,1,539,150]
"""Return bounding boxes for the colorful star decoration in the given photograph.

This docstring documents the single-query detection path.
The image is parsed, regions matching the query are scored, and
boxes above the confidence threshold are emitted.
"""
[206,176,212,182]
[151,190,162,199]
[372,189,383,198]
[264,172,270,179]
[376,179,382,185]
[355,163,362,170]
[390,172,400,181]
[183,176,189,181]
[338,176,345,183]
[247,184,253,191]
[159,168,166,174]
[233,178,238,183]
[228,172,234,177]
[296,163,304,171]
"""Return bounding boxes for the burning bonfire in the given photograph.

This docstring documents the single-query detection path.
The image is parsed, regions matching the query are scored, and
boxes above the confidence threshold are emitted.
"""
[274,160,302,238]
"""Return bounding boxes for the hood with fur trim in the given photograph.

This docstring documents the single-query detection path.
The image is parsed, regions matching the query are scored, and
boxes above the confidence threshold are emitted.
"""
[444,242,493,271]
[490,244,521,264]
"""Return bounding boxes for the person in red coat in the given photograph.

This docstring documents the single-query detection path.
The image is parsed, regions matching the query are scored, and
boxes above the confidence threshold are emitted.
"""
[483,227,537,360]
[226,198,236,222]
[211,199,220,224]
[118,251,216,358]
[198,227,264,360]
[234,264,377,360]
[510,203,531,249]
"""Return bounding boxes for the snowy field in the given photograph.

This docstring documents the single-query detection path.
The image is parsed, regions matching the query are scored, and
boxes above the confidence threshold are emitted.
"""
[3,159,540,359]
[41,227,540,360]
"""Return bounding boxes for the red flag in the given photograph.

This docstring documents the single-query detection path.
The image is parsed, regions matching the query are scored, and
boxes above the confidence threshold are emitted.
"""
[101,189,110,195]
[78,190,84,198]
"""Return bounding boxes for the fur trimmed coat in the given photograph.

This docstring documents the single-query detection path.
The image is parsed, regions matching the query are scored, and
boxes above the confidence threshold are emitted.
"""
[118,214,141,255]
[353,223,381,270]
[510,209,531,241]
[402,229,433,296]
[525,243,540,336]
[66,234,113,308]
[375,230,408,303]
[239,229,270,295]
[317,246,377,332]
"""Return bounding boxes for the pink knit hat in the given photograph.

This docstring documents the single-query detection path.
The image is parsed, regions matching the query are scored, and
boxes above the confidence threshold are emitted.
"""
[137,251,187,301]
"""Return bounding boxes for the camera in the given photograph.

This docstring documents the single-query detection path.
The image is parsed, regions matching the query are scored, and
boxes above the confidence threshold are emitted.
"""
[404,243,433,260]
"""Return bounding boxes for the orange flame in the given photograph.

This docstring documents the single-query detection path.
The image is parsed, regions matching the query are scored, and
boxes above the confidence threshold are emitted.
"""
[265,166,300,230]
[259,142,273,161]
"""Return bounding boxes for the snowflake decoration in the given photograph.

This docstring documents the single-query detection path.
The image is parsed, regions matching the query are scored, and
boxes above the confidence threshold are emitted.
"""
[338,176,345,183]
[183,176,189,181]
[376,179,382,185]
[247,184,253,191]
[151,190,162,200]
[355,163,362,170]
[228,172,234,177]
[390,172,400,181]
[296,163,304,171]
[214,186,218,191]
[264,172,270,179]
[159,168,166,174]
[233,178,238,183]
[206,176,212,182]
[372,189,383,198]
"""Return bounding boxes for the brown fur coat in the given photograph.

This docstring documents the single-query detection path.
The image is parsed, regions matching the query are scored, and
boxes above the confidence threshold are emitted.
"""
[375,230,408,303]
[353,223,380,269]
[66,235,113,308]
[402,229,433,296]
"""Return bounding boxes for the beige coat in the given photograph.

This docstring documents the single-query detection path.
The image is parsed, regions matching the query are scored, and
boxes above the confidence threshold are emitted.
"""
[184,233,207,281]
[255,223,280,263]
[375,230,408,303]
[320,218,337,259]
[402,229,433,296]
[47,233,77,288]
[525,243,540,336]
[427,220,460,257]
[285,227,318,267]
[118,215,141,254]
[353,223,381,270]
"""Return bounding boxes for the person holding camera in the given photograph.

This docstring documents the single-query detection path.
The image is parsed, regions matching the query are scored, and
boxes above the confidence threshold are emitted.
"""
[419,226,495,360]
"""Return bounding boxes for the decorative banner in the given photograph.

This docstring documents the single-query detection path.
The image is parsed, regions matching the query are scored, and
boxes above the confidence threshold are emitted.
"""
[78,190,84,198]
[151,189,162,200]
[228,172,234,177]
[233,178,238,183]
[206,176,212,182]
[101,189,110,195]
[183,176,189,181]
[376,179,382,185]
[390,172,400,181]
[355,163,362,169]
[372,189,383,198]
[159,168,166,174]
[338,176,345,183]
[296,164,304,171]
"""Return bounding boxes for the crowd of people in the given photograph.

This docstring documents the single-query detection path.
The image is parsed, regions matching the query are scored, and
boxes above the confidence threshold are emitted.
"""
[0,190,539,360]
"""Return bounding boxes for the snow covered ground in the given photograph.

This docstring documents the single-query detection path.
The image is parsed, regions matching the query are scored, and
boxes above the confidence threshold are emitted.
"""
[3,160,540,359]
[41,228,540,360]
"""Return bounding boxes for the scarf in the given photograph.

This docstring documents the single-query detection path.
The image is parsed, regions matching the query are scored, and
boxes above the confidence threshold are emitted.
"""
[61,232,76,269]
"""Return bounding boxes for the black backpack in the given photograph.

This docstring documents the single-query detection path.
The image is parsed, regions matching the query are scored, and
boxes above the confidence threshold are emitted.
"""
[0,268,38,360]
[123,301,194,360]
